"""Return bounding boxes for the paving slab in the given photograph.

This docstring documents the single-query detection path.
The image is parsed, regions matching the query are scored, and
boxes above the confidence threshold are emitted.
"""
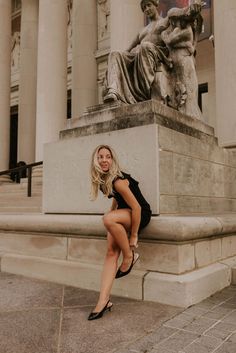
[0,272,236,353]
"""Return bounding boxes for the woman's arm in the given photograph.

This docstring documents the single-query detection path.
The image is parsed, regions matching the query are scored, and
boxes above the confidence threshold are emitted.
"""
[113,179,141,237]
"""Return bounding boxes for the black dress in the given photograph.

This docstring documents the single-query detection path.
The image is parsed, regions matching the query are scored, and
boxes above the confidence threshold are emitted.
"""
[108,172,152,231]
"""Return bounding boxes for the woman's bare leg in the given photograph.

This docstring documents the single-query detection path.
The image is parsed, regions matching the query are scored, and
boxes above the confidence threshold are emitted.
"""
[92,209,135,313]
[93,232,120,312]
[103,209,133,272]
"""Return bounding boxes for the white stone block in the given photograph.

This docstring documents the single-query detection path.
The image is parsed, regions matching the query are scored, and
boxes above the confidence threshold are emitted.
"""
[232,267,236,285]
[136,242,195,274]
[1,253,145,300]
[222,235,236,258]
[195,238,221,268]
[144,263,231,307]
[68,237,107,264]
[0,232,67,259]
[158,125,173,151]
[43,124,159,214]
[159,151,174,194]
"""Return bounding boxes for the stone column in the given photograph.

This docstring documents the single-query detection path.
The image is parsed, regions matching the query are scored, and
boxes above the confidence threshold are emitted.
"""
[110,0,143,51]
[18,0,39,164]
[0,1,11,170]
[214,1,236,146]
[35,0,68,161]
[72,0,97,118]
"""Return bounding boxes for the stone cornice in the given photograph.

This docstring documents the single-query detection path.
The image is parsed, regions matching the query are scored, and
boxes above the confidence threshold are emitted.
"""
[60,100,215,142]
[0,213,236,243]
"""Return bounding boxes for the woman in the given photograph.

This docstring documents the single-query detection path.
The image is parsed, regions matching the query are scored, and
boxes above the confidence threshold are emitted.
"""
[103,0,172,104]
[88,145,152,320]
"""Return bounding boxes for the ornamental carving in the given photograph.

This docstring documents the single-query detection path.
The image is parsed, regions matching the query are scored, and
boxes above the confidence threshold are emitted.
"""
[97,0,110,40]
[11,31,21,71]
[67,0,73,51]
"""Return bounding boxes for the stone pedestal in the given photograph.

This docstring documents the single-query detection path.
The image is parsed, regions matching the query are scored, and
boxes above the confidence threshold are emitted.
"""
[43,100,236,215]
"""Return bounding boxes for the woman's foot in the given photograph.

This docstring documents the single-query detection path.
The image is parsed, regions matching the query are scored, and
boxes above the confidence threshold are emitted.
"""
[115,251,140,279]
[88,299,113,321]
[119,252,133,273]
[93,299,113,313]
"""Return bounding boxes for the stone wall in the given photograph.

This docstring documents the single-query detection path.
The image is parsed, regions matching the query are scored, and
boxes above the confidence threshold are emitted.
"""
[159,125,236,214]
[45,100,236,215]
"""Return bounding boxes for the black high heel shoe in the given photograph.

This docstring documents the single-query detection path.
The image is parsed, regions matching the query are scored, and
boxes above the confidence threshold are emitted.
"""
[88,300,113,321]
[115,251,140,279]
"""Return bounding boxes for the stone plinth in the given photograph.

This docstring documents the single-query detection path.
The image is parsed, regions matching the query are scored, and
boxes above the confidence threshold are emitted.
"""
[44,100,236,215]
[0,213,236,307]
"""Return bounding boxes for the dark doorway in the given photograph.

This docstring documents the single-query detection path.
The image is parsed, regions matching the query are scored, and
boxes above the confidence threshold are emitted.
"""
[67,89,71,119]
[9,106,18,169]
[198,83,208,112]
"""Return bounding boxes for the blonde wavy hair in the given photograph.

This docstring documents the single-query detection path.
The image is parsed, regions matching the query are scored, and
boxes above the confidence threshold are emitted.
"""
[90,145,123,200]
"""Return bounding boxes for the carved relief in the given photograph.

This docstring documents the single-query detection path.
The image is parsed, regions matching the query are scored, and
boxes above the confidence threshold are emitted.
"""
[67,0,72,51]
[11,31,21,71]
[97,59,109,104]
[97,0,110,41]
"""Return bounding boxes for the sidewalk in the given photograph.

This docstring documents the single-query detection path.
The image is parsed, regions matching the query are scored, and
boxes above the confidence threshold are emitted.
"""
[0,272,235,353]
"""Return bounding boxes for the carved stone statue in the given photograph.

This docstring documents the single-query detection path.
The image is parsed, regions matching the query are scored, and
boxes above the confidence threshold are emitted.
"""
[161,5,203,119]
[103,0,203,120]
[103,0,172,104]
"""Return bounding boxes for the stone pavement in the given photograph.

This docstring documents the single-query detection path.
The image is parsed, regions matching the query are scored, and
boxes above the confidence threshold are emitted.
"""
[0,273,236,353]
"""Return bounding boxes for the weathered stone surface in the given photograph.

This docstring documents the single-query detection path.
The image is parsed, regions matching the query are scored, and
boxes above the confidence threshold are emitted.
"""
[0,309,60,353]
[61,100,214,139]
[153,330,199,352]
[184,335,224,353]
[0,232,67,259]
[159,150,174,194]
[222,236,236,259]
[1,253,146,300]
[195,239,222,268]
[0,272,63,311]
[136,242,195,274]
[0,213,234,242]
[44,124,160,214]
[144,263,231,307]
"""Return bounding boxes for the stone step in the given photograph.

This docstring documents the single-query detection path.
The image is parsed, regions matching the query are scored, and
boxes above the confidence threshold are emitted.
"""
[20,177,43,185]
[0,213,236,305]
[0,252,233,307]
[0,206,42,213]
[0,193,42,200]
[0,198,42,207]
[0,175,12,184]
[0,183,42,192]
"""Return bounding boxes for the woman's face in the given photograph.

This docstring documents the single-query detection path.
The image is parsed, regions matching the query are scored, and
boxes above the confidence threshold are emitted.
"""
[97,147,113,172]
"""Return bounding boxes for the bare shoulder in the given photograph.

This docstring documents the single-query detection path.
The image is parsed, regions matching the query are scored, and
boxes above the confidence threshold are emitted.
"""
[113,178,129,192]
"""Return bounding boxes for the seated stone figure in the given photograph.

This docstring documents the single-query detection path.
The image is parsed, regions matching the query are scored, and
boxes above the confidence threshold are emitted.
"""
[161,5,203,119]
[103,0,173,104]
[103,0,203,121]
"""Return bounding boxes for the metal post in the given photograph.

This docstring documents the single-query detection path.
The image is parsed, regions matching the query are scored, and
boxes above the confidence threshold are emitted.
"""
[27,166,32,197]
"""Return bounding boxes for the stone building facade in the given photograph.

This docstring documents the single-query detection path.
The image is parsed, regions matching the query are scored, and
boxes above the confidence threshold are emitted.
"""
[0,0,235,171]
